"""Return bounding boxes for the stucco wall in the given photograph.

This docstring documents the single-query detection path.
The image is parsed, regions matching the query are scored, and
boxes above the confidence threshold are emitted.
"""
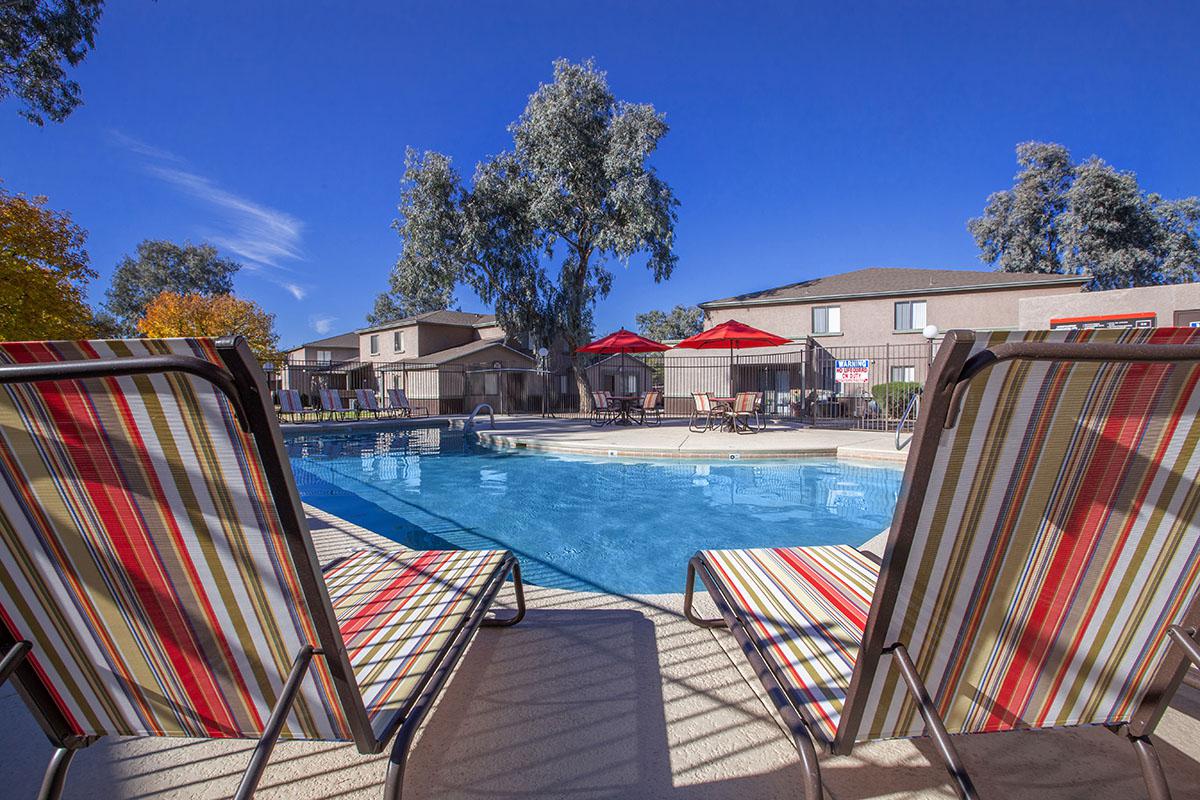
[286,345,358,363]
[1018,283,1200,329]
[704,283,1084,347]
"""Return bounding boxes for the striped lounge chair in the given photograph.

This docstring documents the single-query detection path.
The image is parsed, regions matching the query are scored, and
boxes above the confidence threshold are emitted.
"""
[590,390,617,425]
[729,390,763,433]
[638,390,663,425]
[684,328,1200,800]
[0,337,525,800]
[688,391,721,432]
[355,388,384,419]
[386,388,427,418]
[318,387,351,420]
[278,387,315,422]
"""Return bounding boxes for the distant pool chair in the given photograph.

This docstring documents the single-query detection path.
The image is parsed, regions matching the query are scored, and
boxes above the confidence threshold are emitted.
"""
[684,328,1200,800]
[730,390,764,433]
[0,336,525,800]
[688,392,721,432]
[355,388,385,419]
[318,387,352,420]
[278,388,316,422]
[590,390,618,425]
[386,388,428,418]
[638,390,663,425]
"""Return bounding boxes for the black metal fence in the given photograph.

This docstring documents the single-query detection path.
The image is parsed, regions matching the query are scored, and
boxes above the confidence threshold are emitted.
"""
[272,338,939,430]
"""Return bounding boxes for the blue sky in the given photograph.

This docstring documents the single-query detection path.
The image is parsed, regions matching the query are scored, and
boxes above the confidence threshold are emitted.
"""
[3,1,1198,348]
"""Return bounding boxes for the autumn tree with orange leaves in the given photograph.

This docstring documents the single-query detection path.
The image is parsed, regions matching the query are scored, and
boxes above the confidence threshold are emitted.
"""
[137,292,281,362]
[0,184,103,340]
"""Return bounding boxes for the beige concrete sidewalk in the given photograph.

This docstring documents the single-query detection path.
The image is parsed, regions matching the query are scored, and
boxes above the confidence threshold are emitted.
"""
[466,417,909,463]
[3,506,1197,799]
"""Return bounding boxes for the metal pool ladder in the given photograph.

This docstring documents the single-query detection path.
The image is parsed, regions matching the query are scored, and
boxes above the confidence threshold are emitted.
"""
[464,402,496,432]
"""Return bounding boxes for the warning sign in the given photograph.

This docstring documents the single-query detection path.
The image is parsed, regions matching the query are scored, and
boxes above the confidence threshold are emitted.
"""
[834,359,870,383]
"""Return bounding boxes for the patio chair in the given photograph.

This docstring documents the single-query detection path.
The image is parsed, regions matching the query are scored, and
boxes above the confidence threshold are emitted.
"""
[278,388,316,422]
[729,391,764,433]
[590,390,618,425]
[638,390,663,425]
[0,337,525,800]
[386,388,428,418]
[684,328,1200,800]
[318,387,352,420]
[355,388,385,419]
[688,392,722,432]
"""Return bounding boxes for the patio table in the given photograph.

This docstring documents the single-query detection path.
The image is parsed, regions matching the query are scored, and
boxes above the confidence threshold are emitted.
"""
[710,396,736,431]
[610,394,641,425]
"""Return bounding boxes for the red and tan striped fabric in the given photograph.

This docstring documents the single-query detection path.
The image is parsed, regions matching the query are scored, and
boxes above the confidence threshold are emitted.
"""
[856,327,1200,741]
[692,392,712,412]
[642,391,661,410]
[733,392,757,413]
[279,388,304,413]
[701,545,878,743]
[323,548,509,737]
[0,339,351,740]
[355,389,381,413]
[319,389,346,413]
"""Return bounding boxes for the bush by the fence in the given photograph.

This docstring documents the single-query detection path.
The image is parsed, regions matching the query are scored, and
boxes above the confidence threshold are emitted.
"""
[871,381,922,418]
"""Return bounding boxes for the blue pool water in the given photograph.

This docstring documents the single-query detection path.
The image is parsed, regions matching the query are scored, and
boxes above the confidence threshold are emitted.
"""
[286,425,902,594]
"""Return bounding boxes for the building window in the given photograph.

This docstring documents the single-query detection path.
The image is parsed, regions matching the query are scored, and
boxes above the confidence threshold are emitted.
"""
[393,331,404,353]
[812,305,841,334]
[891,365,916,383]
[369,334,379,355]
[484,371,499,395]
[315,350,332,364]
[894,300,927,332]
[559,375,568,394]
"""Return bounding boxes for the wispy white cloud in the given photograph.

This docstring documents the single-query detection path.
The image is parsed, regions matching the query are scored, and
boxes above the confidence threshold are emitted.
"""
[106,130,186,164]
[310,314,337,334]
[110,130,310,300]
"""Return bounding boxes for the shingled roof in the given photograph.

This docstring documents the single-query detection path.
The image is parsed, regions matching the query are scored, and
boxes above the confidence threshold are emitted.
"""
[699,267,1089,308]
[358,310,498,334]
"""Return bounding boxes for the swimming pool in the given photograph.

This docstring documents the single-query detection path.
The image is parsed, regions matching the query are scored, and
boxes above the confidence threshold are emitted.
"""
[286,425,902,594]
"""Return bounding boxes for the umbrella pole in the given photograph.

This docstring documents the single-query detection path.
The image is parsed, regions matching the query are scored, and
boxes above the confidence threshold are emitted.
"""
[729,342,735,397]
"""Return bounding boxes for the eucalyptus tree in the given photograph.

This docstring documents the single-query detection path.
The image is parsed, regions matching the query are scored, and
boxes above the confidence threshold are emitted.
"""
[367,262,454,325]
[385,59,679,410]
[1,0,105,125]
[969,141,1200,289]
[105,240,240,334]
[636,304,703,341]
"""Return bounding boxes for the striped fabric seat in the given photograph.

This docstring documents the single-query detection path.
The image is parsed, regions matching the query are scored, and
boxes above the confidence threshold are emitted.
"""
[700,545,877,743]
[688,328,1200,799]
[319,388,346,413]
[0,336,526,799]
[0,339,349,741]
[279,388,304,413]
[324,548,509,737]
[859,327,1200,742]
[355,389,381,413]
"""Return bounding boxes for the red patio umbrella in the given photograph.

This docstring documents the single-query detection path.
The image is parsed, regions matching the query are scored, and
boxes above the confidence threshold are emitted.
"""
[674,319,792,396]
[577,328,670,394]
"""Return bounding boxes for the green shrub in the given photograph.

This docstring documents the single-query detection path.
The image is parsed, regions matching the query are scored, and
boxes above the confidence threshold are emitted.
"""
[871,381,922,418]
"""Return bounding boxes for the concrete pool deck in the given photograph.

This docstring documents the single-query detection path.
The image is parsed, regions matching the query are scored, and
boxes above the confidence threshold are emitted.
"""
[3,505,1198,799]
[465,417,910,463]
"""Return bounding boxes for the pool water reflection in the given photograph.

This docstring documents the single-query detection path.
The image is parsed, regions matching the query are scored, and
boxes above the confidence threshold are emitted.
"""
[286,426,902,594]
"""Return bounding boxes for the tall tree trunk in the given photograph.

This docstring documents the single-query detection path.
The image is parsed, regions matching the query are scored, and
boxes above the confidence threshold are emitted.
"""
[571,350,593,413]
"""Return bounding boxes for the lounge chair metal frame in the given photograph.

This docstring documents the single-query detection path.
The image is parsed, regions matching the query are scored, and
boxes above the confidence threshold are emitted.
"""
[685,329,1200,800]
[0,338,526,800]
